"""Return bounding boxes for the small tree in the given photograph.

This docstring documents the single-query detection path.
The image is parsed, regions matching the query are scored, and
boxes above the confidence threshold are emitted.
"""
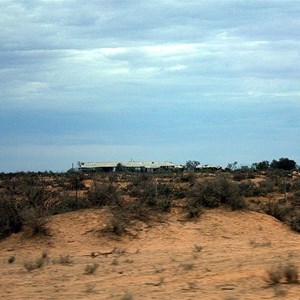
[227,161,238,171]
[270,158,296,171]
[186,160,200,171]
[116,163,124,172]
[252,160,270,171]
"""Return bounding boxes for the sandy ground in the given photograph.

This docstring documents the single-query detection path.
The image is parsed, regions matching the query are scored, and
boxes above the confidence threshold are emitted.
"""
[1,208,300,300]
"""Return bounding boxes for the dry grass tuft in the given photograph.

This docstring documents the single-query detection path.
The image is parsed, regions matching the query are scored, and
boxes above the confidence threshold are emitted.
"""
[54,254,73,265]
[266,262,299,285]
[266,265,283,285]
[24,257,45,271]
[85,263,99,275]
[283,263,299,284]
[121,291,134,300]
[194,244,203,252]
[182,262,195,270]
[8,255,15,264]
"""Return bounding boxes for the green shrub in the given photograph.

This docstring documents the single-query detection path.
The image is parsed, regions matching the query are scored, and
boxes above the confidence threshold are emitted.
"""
[290,192,300,207]
[239,180,276,197]
[186,198,203,219]
[65,171,85,190]
[16,183,53,209]
[283,263,299,283]
[239,181,256,197]
[49,193,88,215]
[103,191,172,236]
[110,211,127,236]
[173,186,187,199]
[188,181,220,208]
[0,194,22,239]
[21,207,50,236]
[263,200,291,222]
[292,180,300,191]
[180,172,196,185]
[233,171,248,181]
[123,200,151,222]
[144,195,172,212]
[156,183,173,197]
[155,197,172,212]
[188,176,246,211]
[229,195,247,210]
[130,173,152,188]
[290,213,300,232]
[87,182,122,207]
[104,200,149,236]
[258,180,276,196]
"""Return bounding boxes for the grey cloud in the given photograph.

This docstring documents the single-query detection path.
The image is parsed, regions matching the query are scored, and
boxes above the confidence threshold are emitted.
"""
[2,0,299,52]
[1,0,300,171]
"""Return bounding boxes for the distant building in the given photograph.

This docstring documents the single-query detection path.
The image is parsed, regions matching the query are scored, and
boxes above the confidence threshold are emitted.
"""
[195,164,222,171]
[78,162,118,172]
[78,161,183,172]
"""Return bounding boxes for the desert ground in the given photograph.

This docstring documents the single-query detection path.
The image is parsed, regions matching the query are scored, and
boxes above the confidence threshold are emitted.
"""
[1,171,300,299]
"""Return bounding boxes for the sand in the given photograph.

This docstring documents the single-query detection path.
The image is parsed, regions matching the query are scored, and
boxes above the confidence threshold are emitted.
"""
[1,208,300,299]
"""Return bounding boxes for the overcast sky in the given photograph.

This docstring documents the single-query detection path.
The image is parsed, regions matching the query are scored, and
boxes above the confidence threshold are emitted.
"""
[1,0,300,171]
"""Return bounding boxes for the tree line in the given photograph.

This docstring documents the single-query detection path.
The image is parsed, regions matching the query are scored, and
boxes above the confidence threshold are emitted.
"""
[186,157,298,172]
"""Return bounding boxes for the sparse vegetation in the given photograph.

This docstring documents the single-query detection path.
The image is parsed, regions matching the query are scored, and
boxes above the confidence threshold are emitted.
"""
[187,175,246,212]
[84,263,99,275]
[121,291,134,300]
[186,199,203,219]
[85,283,96,294]
[263,200,291,222]
[21,207,50,236]
[55,254,73,265]
[266,262,299,285]
[24,260,38,272]
[290,212,300,232]
[283,263,299,283]
[23,254,47,271]
[49,192,88,215]
[0,194,22,238]
[87,181,122,207]
[1,165,300,299]
[103,210,127,236]
[194,244,203,252]
[182,262,195,270]
[8,255,15,264]
[0,163,300,241]
[266,265,283,285]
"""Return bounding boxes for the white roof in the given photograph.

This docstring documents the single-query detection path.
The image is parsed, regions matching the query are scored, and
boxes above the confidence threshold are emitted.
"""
[124,161,175,168]
[196,164,222,169]
[80,162,119,168]
[80,161,176,169]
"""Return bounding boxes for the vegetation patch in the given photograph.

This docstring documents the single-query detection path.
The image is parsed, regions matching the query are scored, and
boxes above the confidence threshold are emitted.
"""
[84,263,99,275]
[21,207,50,236]
[187,175,247,212]
[1,162,300,241]
[266,262,299,285]
[23,253,48,271]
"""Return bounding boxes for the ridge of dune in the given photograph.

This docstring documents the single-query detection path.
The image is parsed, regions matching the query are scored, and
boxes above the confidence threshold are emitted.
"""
[1,208,300,299]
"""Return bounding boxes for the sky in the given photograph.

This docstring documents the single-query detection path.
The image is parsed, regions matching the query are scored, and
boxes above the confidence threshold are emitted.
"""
[1,0,300,172]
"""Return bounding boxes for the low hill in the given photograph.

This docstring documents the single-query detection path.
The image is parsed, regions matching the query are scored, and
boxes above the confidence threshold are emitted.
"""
[1,208,300,299]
